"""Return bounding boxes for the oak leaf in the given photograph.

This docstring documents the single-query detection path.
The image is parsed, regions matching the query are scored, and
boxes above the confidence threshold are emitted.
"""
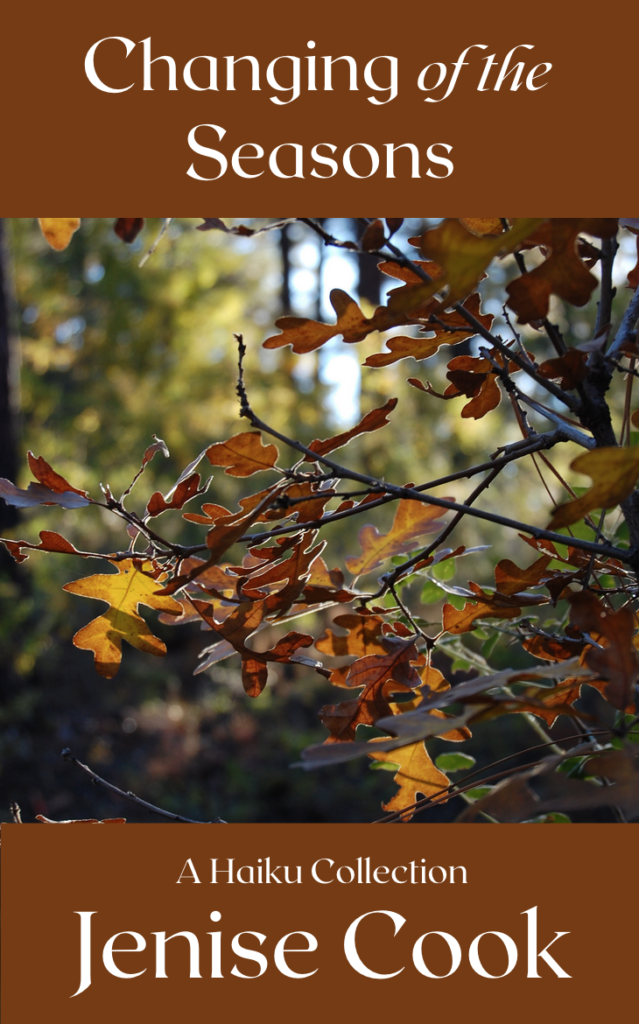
[206,432,279,476]
[569,590,639,711]
[146,473,204,517]
[38,218,80,251]
[345,499,449,577]
[1,530,87,564]
[390,217,544,314]
[304,398,397,460]
[63,560,183,678]
[506,219,619,323]
[319,638,420,742]
[190,597,314,696]
[369,740,450,820]
[365,293,493,368]
[548,446,639,530]
[538,349,588,390]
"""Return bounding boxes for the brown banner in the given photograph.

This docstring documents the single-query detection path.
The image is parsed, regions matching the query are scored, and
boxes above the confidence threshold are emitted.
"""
[2,824,637,1020]
[1,0,634,211]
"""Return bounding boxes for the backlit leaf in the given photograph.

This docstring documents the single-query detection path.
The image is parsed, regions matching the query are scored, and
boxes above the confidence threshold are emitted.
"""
[345,499,449,576]
[206,432,279,476]
[63,560,183,678]
[38,218,81,251]
[548,447,639,530]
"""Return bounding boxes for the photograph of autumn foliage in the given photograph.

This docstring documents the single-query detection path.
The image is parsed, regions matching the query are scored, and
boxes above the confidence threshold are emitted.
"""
[2,216,639,825]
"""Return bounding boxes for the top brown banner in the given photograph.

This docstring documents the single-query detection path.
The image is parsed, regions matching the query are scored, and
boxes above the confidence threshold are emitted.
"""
[2,0,633,213]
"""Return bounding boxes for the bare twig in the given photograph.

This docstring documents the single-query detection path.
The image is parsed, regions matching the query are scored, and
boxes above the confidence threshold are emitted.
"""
[61,748,226,824]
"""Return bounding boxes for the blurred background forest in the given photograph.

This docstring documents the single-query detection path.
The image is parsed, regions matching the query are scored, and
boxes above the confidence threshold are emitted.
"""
[0,217,635,823]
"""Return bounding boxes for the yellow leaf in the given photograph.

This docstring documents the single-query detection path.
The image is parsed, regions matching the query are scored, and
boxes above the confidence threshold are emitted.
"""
[369,741,449,820]
[63,559,182,678]
[38,218,81,251]
[548,447,639,530]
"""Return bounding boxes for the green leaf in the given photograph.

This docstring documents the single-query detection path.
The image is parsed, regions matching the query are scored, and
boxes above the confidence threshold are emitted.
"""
[421,578,443,604]
[481,631,500,659]
[525,812,572,824]
[370,760,400,772]
[436,752,476,772]
[463,786,493,802]
[433,557,456,581]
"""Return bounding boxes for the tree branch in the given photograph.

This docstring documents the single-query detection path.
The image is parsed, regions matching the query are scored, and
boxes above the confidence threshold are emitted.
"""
[61,748,226,824]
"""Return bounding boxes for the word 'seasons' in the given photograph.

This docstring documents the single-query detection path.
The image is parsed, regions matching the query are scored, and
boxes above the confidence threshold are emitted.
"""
[177,857,468,885]
[186,127,454,181]
[71,907,570,997]
[85,38,552,105]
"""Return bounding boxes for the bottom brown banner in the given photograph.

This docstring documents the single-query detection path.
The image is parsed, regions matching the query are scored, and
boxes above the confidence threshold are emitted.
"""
[1,824,634,1020]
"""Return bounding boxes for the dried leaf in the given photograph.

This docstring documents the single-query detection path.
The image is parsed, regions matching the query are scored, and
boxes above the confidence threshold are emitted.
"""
[506,219,619,323]
[364,293,493,368]
[38,218,81,251]
[315,613,387,660]
[141,436,170,466]
[538,349,588,390]
[1,530,87,564]
[146,473,203,517]
[569,590,639,711]
[0,478,90,509]
[63,560,183,678]
[361,219,385,251]
[304,398,397,460]
[27,452,88,496]
[206,432,279,476]
[369,740,449,820]
[391,217,544,313]
[114,218,145,243]
[319,638,420,742]
[548,447,639,530]
[345,499,449,576]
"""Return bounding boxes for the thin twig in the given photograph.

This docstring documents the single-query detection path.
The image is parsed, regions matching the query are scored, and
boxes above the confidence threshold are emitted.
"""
[61,748,226,824]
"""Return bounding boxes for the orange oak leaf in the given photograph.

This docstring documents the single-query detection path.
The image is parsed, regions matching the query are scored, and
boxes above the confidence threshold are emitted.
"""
[264,276,442,356]
[146,473,203,517]
[1,530,87,564]
[319,638,420,742]
[206,432,279,477]
[443,576,548,635]
[369,740,450,820]
[190,597,314,696]
[569,590,639,711]
[506,219,619,323]
[38,218,81,251]
[345,499,449,577]
[63,560,183,678]
[538,349,588,390]
[27,452,88,496]
[315,612,387,660]
[365,293,493,368]
[304,398,397,460]
[548,446,639,530]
